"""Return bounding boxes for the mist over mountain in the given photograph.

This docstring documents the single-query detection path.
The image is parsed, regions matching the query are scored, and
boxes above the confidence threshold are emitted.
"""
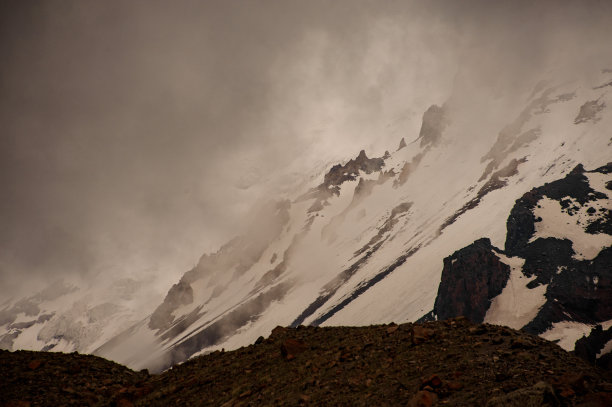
[1,0,612,377]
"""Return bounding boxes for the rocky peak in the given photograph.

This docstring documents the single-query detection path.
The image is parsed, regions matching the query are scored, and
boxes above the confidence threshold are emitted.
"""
[433,238,510,323]
[417,104,448,148]
[318,150,385,194]
[398,137,407,150]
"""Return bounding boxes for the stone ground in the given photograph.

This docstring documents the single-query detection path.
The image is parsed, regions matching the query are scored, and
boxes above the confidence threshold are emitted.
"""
[1,317,611,406]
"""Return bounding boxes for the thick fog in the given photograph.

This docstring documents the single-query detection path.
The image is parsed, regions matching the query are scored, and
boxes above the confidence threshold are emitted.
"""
[1,0,611,298]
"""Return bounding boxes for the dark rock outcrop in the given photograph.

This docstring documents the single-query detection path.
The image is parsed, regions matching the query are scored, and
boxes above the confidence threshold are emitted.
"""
[433,238,510,323]
[574,324,612,368]
[416,105,448,148]
[505,164,608,256]
[398,137,407,150]
[523,246,612,335]
[322,150,385,192]
[299,149,386,213]
[431,163,612,362]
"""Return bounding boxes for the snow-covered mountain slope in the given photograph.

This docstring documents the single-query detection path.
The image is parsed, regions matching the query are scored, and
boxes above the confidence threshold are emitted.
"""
[90,71,612,372]
[3,70,611,372]
[0,272,167,356]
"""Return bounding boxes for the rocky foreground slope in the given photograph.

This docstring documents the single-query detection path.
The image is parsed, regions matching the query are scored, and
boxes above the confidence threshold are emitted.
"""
[2,318,611,406]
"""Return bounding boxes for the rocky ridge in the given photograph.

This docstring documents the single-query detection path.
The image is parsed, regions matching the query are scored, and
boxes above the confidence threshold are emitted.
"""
[2,319,611,406]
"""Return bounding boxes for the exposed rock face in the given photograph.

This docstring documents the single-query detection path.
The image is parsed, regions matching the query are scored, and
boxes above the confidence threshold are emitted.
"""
[505,164,607,256]
[397,137,407,150]
[300,149,386,213]
[417,105,448,148]
[149,281,193,330]
[322,149,385,191]
[431,163,612,363]
[433,238,510,323]
[501,163,612,334]
[574,324,612,368]
[523,245,612,335]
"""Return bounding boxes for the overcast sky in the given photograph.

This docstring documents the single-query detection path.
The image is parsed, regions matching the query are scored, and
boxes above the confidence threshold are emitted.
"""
[1,0,611,298]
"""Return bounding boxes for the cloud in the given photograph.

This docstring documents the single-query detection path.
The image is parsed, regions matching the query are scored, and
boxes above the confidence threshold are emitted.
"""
[1,0,611,298]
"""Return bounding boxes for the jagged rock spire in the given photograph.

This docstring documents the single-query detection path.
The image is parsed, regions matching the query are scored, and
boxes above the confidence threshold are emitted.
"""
[397,137,407,151]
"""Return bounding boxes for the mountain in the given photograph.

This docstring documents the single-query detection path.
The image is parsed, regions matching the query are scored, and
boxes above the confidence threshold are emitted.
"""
[2,70,612,373]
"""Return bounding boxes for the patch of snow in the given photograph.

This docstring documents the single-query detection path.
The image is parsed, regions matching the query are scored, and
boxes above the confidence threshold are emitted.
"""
[485,254,547,329]
[585,171,611,194]
[541,321,594,351]
[11,324,47,351]
[530,197,612,260]
[598,339,612,359]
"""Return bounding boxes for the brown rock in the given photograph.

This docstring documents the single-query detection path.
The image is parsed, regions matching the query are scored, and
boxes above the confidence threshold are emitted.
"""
[409,390,438,407]
[491,336,504,344]
[271,326,287,337]
[412,326,436,344]
[510,337,535,349]
[281,339,306,360]
[421,374,443,389]
[387,325,399,334]
[27,360,43,370]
